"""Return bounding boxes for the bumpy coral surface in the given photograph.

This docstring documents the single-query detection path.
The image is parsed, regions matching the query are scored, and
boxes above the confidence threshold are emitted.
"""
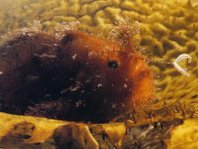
[0,0,198,148]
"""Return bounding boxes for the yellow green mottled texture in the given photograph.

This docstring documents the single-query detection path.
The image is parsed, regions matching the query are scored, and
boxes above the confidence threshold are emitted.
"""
[0,0,198,119]
[169,118,198,149]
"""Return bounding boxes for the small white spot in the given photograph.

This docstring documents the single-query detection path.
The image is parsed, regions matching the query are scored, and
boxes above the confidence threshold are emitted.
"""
[139,124,154,138]
[72,54,77,60]
[173,53,192,77]
[97,83,103,88]
[88,51,96,56]
[70,87,79,92]
[112,104,117,109]
[76,100,82,107]
[0,71,3,75]
[129,113,133,118]
[85,79,91,83]
[96,75,101,78]
[123,84,128,88]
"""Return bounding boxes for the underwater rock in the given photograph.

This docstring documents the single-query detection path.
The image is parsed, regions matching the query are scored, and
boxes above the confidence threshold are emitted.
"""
[169,118,198,149]
[0,30,153,123]
[0,112,183,149]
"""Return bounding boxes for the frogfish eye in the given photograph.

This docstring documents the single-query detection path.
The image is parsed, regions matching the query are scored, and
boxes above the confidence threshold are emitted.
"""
[107,61,119,69]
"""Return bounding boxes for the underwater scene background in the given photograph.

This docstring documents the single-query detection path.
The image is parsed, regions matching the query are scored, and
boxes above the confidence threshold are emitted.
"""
[0,0,198,148]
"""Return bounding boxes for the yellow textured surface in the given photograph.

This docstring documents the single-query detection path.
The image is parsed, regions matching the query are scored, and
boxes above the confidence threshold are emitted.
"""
[0,112,67,142]
[169,118,198,149]
[0,112,128,148]
[0,0,198,144]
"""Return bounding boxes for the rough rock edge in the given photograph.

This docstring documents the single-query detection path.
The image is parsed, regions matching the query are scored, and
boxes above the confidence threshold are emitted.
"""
[0,112,184,149]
